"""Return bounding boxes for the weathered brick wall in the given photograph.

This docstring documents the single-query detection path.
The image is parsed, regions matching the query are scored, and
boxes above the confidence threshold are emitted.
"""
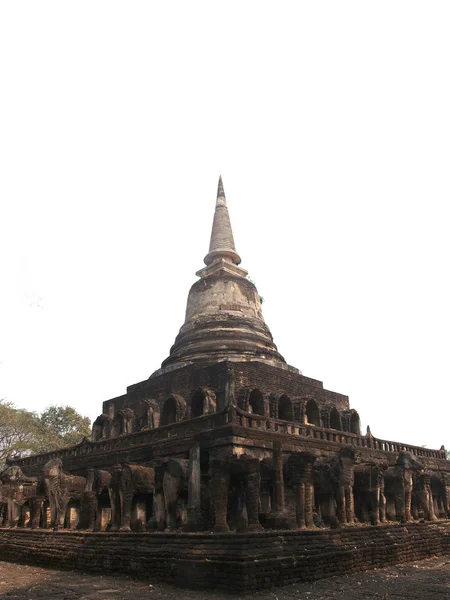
[103,360,350,426]
[231,362,350,414]
[104,362,231,416]
[1,522,448,592]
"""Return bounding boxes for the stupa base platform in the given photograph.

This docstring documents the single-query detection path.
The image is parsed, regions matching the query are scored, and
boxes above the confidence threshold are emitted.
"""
[1,522,449,593]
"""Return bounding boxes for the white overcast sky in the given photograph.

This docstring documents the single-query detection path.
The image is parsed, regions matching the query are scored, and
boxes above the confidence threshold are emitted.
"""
[1,2,449,451]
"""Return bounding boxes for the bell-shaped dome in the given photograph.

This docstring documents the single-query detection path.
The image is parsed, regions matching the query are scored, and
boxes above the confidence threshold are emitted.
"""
[160,177,286,370]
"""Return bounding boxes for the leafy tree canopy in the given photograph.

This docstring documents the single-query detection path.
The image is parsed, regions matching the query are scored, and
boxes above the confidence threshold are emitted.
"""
[0,399,91,470]
[38,405,91,450]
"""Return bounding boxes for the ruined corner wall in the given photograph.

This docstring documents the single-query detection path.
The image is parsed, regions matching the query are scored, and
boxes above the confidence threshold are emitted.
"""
[1,522,449,592]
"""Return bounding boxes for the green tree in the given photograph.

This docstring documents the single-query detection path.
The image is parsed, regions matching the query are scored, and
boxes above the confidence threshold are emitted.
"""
[0,400,91,470]
[0,399,42,468]
[38,405,91,451]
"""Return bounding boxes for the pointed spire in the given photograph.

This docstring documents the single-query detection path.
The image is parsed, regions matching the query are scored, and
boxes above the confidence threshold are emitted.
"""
[217,175,225,200]
[203,176,242,267]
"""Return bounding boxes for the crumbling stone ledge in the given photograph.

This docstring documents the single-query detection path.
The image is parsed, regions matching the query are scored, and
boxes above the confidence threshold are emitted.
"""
[1,522,449,593]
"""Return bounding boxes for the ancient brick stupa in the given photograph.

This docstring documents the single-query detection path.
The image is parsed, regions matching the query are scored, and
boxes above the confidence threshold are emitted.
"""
[161,176,286,371]
[1,178,449,591]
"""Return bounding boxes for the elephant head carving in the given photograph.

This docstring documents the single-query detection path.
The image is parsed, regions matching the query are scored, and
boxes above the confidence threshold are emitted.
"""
[43,458,86,530]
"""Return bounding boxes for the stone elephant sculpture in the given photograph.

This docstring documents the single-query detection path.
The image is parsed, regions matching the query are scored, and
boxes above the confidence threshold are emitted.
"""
[79,468,112,530]
[353,462,387,525]
[162,458,189,531]
[285,451,317,529]
[384,452,423,523]
[109,463,154,532]
[412,471,437,521]
[430,471,450,518]
[149,458,189,531]
[0,480,9,526]
[314,447,360,526]
[43,458,86,530]
[209,453,261,533]
[0,466,37,528]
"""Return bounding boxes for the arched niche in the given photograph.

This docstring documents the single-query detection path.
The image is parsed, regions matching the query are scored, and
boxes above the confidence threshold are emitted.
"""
[92,414,111,441]
[278,395,293,421]
[248,389,265,416]
[329,407,341,430]
[305,399,320,427]
[190,387,217,419]
[350,411,360,435]
[135,399,160,430]
[111,408,134,437]
[160,394,186,426]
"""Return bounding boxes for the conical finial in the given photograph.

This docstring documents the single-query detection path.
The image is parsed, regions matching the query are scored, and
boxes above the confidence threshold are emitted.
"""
[203,177,242,268]
[217,175,225,199]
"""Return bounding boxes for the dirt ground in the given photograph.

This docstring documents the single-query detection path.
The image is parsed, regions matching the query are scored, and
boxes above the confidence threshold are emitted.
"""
[0,556,449,599]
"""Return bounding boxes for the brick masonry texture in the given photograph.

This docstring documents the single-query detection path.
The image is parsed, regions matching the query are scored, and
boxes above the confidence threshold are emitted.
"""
[1,522,449,592]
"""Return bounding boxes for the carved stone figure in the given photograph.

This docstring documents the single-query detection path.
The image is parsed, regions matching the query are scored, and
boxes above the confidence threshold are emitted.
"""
[162,458,189,530]
[412,471,437,521]
[354,463,387,525]
[286,451,317,529]
[430,471,450,518]
[92,414,112,441]
[384,452,423,522]
[0,466,36,528]
[336,447,359,525]
[210,453,261,532]
[0,484,7,527]
[135,399,160,431]
[43,458,86,530]
[110,408,135,437]
[314,447,359,526]
[79,468,112,530]
[109,463,154,532]
[261,442,293,530]
[28,472,47,529]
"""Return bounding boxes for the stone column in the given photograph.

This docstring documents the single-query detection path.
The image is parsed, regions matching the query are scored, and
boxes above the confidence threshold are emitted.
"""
[265,441,292,529]
[272,441,284,511]
[30,497,44,529]
[184,443,205,531]
[80,491,97,530]
[225,367,236,408]
[425,474,437,521]
[379,478,387,523]
[403,472,413,522]
[245,458,262,531]
[345,486,355,524]
[295,483,306,528]
[210,456,230,532]
[305,481,315,527]
[288,452,316,529]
